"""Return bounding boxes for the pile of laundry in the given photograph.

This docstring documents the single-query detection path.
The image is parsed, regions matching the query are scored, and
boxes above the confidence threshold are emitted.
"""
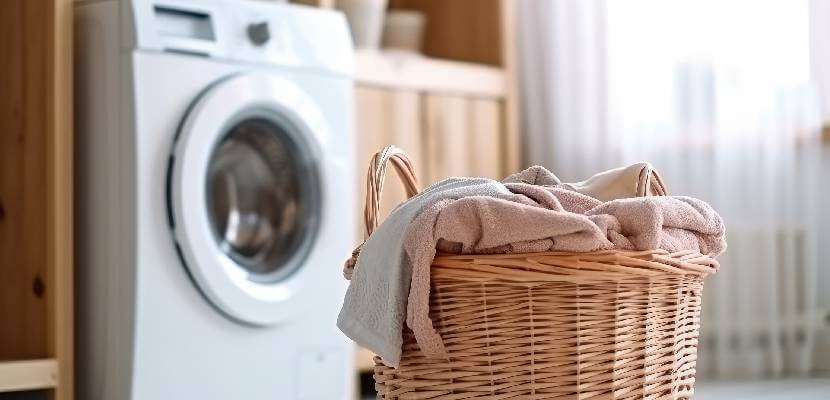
[338,163,726,367]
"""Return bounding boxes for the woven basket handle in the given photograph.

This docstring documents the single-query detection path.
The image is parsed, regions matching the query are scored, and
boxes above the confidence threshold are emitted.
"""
[364,145,420,237]
[344,146,420,279]
[637,164,668,197]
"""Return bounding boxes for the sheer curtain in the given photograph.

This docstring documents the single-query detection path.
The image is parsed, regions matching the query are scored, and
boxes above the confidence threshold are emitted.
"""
[517,0,827,379]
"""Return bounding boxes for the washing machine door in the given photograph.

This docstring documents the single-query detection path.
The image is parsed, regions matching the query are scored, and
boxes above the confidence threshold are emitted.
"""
[168,73,326,326]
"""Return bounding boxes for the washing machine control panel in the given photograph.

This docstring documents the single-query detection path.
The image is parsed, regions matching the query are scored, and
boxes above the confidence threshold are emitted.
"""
[130,0,353,76]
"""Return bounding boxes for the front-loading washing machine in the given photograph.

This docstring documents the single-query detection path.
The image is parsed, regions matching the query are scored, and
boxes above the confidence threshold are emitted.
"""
[74,1,355,398]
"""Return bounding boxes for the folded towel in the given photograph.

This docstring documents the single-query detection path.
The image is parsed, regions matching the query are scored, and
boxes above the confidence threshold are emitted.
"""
[338,164,725,367]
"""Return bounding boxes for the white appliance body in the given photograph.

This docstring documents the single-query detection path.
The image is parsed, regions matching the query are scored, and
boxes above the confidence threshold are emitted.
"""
[74,1,355,399]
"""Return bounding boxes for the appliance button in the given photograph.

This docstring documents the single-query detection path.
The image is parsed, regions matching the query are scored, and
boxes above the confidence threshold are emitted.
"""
[247,22,271,46]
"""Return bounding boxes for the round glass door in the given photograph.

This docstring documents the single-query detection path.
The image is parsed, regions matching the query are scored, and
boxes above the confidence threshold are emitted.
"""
[206,116,319,283]
[168,73,327,326]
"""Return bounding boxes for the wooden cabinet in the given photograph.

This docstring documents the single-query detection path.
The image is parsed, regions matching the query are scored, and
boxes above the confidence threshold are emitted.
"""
[353,87,507,238]
[0,0,73,399]
[296,0,521,380]
[423,95,504,183]
[388,0,505,66]
[350,75,512,379]
[467,99,505,180]
[353,88,425,241]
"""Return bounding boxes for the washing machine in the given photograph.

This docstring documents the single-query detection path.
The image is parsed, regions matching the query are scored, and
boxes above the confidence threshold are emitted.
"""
[74,1,355,398]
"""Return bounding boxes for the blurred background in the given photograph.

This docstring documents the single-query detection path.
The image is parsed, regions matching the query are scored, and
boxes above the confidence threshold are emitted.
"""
[514,0,830,394]
[1,0,828,399]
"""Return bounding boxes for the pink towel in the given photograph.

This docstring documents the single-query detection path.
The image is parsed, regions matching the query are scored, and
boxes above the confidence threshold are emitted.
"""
[404,183,724,361]
[339,164,725,367]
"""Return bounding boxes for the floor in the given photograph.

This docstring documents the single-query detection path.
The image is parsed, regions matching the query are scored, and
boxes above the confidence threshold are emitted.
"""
[695,378,830,399]
[361,378,830,399]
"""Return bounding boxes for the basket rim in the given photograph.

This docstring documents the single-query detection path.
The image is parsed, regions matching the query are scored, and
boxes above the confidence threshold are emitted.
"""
[430,249,718,282]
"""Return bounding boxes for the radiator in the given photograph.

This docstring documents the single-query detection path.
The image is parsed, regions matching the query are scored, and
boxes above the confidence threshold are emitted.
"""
[698,225,829,379]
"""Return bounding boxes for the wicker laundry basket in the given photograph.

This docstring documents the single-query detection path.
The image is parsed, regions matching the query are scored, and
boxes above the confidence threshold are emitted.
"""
[349,146,719,400]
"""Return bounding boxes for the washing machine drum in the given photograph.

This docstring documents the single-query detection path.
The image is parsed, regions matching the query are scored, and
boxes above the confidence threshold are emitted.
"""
[168,74,326,326]
[206,118,318,282]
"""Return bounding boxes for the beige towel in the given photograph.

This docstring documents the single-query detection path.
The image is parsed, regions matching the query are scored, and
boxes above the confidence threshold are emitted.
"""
[504,162,667,200]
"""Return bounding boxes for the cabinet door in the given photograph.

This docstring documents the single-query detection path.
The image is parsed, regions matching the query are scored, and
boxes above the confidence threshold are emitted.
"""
[0,1,73,399]
[354,90,505,243]
[354,87,424,243]
[468,98,504,179]
[423,95,469,183]
[0,0,51,363]
[424,95,504,183]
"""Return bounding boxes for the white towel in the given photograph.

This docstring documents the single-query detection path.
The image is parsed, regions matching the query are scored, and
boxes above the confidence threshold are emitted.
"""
[336,177,523,367]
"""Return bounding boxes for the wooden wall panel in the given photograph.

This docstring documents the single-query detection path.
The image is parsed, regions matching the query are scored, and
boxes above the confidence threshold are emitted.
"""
[354,87,385,243]
[468,99,504,179]
[0,1,72,398]
[423,95,505,182]
[0,0,51,362]
[423,95,470,183]
[499,0,521,173]
[354,87,424,242]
